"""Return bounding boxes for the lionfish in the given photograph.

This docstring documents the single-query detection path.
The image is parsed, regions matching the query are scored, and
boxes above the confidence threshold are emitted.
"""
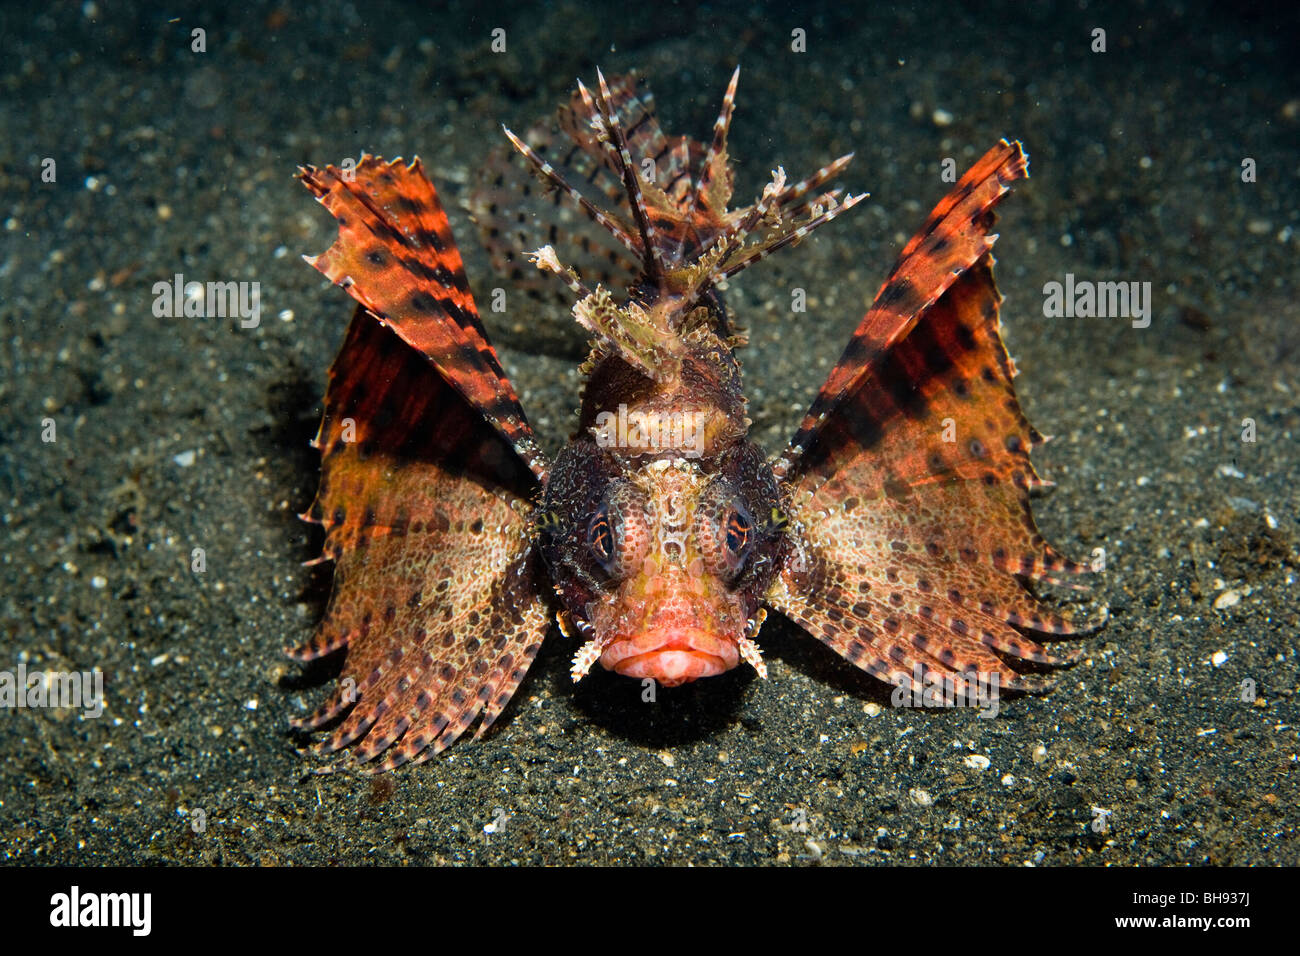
[288,68,1101,771]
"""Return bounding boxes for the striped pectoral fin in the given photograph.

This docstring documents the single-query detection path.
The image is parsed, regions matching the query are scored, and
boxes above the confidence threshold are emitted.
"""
[787,255,1097,584]
[766,553,1026,702]
[290,490,549,771]
[288,307,549,767]
[767,494,1091,702]
[781,146,1091,589]
[304,307,540,551]
[775,192,1103,693]
[299,155,546,479]
[783,140,1028,465]
[788,258,1056,493]
[290,455,550,770]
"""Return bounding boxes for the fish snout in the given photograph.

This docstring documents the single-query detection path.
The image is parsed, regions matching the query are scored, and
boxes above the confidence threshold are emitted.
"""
[599,589,740,687]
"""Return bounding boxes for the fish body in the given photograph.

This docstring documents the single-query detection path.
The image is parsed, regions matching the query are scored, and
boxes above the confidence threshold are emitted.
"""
[289,68,1101,770]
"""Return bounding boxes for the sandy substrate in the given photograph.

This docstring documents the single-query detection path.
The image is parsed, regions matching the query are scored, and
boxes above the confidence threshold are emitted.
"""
[0,0,1296,864]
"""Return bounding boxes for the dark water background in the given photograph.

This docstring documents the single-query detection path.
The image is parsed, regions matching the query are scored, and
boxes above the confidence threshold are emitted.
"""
[0,0,1296,864]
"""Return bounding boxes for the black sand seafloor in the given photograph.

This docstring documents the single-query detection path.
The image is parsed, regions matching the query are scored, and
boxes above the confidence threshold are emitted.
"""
[0,0,1296,866]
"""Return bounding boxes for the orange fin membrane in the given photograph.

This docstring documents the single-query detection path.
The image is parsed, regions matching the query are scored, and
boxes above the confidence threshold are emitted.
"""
[288,308,550,770]
[779,140,1028,476]
[770,143,1104,700]
[299,155,547,480]
[291,152,557,768]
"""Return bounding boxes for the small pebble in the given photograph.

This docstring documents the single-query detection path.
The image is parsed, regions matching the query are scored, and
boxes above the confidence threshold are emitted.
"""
[1213,591,1241,611]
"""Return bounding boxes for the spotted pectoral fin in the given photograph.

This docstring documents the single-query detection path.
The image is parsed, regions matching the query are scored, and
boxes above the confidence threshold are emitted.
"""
[289,523,550,771]
[300,155,546,479]
[289,308,549,768]
[767,504,1093,703]
[782,141,1028,469]
[772,194,1102,696]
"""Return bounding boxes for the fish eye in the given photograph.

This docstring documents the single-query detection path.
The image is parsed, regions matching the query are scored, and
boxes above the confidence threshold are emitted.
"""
[725,505,752,556]
[587,503,618,572]
[722,500,755,571]
[696,486,760,582]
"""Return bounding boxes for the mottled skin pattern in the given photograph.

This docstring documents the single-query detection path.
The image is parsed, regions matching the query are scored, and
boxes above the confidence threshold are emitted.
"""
[290,161,549,770]
[287,308,548,771]
[288,69,1101,770]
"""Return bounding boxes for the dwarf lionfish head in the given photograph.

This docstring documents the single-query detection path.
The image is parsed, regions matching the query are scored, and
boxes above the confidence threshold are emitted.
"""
[539,441,788,687]
[513,68,866,686]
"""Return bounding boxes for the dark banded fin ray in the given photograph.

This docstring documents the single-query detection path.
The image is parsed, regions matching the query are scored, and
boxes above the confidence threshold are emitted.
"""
[287,308,550,768]
[780,140,1028,473]
[299,155,547,480]
[772,147,1102,694]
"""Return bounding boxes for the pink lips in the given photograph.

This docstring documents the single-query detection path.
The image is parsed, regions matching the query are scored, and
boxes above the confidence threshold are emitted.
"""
[600,627,740,687]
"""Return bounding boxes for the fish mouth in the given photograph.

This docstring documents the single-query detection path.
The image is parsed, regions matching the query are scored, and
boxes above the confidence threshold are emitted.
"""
[600,627,739,687]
